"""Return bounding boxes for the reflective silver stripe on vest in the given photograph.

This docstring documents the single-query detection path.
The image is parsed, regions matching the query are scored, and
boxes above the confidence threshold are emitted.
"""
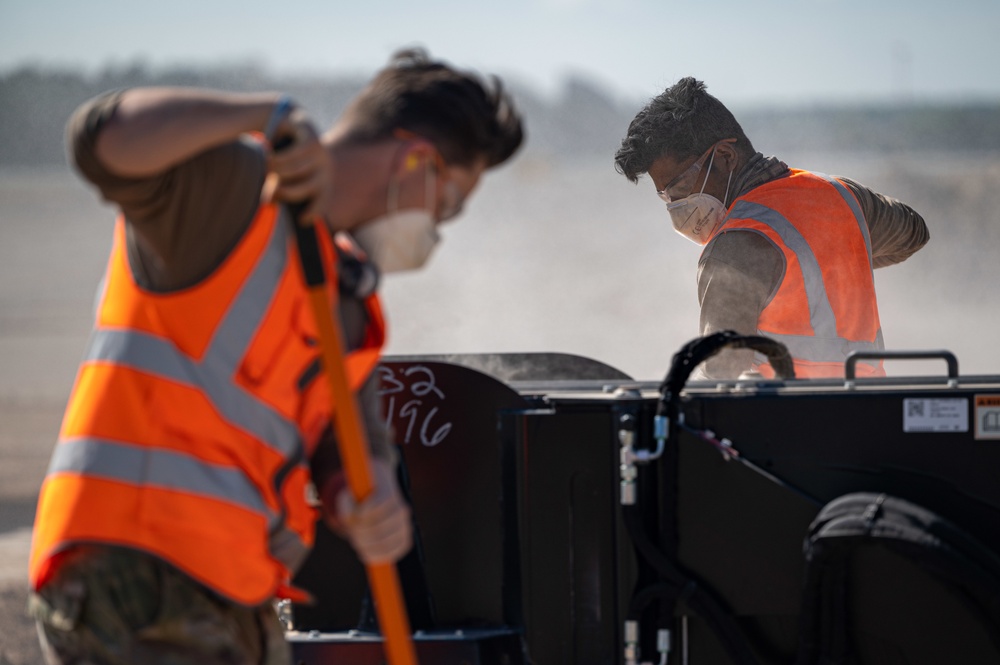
[49,437,273,519]
[812,172,874,270]
[752,329,884,366]
[72,209,309,568]
[728,186,883,369]
[728,200,840,339]
[84,329,299,457]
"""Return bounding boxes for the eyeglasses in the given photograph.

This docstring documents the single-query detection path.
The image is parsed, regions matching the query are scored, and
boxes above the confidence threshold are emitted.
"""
[656,146,715,204]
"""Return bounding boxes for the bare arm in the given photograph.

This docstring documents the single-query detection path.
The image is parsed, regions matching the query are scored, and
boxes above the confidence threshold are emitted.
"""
[91,87,332,220]
[94,87,282,177]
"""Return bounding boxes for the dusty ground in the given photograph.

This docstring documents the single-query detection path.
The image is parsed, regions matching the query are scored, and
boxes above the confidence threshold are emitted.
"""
[0,581,39,665]
[0,400,61,663]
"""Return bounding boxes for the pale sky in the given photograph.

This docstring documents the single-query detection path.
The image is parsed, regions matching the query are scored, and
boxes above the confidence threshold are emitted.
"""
[2,0,999,107]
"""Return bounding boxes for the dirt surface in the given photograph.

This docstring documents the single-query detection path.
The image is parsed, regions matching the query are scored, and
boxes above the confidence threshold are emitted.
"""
[0,399,58,664]
[0,512,45,660]
[0,581,40,665]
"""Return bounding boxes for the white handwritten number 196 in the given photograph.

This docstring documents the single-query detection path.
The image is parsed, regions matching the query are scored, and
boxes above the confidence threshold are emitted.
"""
[378,365,453,447]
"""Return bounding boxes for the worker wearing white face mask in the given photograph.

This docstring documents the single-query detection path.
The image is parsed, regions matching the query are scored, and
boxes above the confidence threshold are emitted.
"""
[351,142,465,274]
[31,48,523,665]
[615,77,929,380]
[662,141,734,245]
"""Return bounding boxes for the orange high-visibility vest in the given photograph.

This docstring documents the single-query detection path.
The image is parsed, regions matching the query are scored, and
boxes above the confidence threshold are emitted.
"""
[29,203,385,605]
[706,170,885,378]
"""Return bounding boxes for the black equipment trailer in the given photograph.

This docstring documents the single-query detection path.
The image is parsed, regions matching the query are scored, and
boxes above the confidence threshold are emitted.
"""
[287,338,1000,664]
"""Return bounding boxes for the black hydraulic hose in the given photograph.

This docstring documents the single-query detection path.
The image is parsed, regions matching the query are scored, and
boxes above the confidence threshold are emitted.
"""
[623,505,760,665]
[657,331,795,413]
[628,582,680,620]
[654,331,821,508]
[622,331,795,665]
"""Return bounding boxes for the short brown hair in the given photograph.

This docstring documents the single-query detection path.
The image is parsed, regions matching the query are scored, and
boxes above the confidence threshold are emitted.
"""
[344,48,524,168]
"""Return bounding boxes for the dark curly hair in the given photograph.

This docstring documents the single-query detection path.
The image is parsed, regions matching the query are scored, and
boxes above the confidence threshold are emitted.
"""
[614,77,753,183]
[342,48,524,168]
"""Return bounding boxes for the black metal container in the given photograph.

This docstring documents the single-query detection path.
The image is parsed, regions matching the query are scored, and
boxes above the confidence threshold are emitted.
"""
[290,352,1000,664]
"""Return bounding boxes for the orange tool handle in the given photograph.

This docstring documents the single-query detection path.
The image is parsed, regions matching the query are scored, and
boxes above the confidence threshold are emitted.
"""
[307,287,376,500]
[298,223,418,665]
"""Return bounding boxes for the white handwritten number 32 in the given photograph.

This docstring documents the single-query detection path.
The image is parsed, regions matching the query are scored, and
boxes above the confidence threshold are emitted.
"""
[378,365,453,447]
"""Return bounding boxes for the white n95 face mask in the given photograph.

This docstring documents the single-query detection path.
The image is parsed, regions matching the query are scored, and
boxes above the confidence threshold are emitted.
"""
[351,209,440,274]
[352,149,443,274]
[666,146,733,245]
[667,193,728,245]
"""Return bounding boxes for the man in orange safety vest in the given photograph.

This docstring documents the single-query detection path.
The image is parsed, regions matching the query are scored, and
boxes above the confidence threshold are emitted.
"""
[615,77,928,379]
[29,48,523,665]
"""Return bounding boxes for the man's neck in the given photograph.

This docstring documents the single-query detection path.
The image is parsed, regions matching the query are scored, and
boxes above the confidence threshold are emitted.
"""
[323,139,397,230]
[730,153,791,201]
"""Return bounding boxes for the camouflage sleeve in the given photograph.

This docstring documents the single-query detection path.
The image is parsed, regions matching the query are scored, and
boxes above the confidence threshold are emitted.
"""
[837,176,930,269]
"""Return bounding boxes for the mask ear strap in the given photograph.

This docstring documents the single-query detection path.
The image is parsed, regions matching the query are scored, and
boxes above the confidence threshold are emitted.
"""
[391,129,448,218]
[387,131,441,217]
[699,146,718,195]
[386,169,401,214]
[723,168,733,208]
[387,130,427,213]
[718,138,739,206]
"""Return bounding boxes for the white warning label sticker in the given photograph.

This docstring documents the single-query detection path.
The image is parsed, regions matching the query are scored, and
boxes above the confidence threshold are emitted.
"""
[975,395,1000,440]
[903,398,969,433]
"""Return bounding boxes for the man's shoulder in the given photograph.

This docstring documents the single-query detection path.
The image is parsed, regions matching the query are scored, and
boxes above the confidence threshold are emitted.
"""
[125,137,267,290]
[737,169,860,212]
[703,228,780,263]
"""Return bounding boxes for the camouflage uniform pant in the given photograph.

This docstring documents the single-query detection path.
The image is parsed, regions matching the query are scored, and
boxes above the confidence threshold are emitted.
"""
[29,545,291,665]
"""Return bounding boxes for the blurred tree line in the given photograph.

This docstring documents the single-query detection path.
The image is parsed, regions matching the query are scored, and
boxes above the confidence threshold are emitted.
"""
[2,62,999,168]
